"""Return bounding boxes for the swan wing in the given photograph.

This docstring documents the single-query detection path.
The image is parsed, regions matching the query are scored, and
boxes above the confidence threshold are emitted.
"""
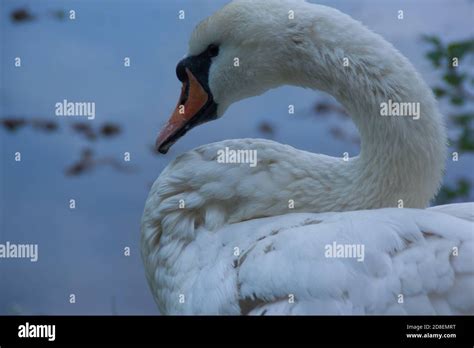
[213,204,474,315]
[141,141,473,314]
[428,203,474,222]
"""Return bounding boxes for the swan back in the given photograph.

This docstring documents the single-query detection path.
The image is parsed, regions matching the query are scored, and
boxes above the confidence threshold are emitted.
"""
[141,0,459,315]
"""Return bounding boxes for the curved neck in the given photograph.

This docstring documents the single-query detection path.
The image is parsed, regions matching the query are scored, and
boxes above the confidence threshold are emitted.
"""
[336,82,446,208]
[281,12,446,208]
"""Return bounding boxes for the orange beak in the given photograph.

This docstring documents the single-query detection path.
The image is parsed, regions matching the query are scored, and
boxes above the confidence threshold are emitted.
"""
[155,68,211,154]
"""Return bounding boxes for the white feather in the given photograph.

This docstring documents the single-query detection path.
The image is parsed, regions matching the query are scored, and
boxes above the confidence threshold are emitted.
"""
[141,0,474,314]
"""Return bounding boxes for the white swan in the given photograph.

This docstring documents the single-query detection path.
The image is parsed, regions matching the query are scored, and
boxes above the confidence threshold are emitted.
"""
[141,0,474,314]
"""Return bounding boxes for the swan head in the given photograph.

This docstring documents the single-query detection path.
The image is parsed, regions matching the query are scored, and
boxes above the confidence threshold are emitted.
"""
[156,0,304,153]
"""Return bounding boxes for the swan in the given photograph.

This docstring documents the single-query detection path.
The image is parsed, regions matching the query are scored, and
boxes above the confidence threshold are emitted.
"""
[141,0,474,314]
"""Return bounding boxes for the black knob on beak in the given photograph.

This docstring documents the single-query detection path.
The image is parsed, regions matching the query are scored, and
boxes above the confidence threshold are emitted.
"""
[176,60,188,83]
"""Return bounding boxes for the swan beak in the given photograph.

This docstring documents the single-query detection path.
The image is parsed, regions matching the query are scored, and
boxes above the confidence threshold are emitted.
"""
[156,68,217,154]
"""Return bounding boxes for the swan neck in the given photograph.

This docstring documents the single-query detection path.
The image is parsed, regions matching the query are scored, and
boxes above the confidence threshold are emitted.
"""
[292,41,447,208]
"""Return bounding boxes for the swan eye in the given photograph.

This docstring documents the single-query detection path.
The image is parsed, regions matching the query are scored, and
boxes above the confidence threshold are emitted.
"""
[207,44,219,57]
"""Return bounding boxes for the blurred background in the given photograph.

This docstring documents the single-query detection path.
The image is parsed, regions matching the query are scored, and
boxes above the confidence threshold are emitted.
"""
[1,0,473,314]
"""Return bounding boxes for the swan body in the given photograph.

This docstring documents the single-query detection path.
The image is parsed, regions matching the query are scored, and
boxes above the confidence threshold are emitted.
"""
[141,0,474,314]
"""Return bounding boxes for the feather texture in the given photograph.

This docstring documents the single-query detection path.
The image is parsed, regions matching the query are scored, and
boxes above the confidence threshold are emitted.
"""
[141,0,473,315]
